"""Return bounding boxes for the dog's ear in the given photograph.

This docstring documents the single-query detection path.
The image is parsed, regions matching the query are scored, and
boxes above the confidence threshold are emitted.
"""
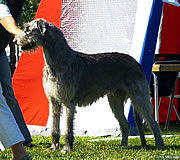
[37,19,47,36]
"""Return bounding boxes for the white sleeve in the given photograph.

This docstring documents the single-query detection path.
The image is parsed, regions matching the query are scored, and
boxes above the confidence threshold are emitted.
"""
[0,4,12,20]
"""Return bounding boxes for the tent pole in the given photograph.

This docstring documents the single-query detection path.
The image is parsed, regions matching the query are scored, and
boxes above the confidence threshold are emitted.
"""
[128,0,163,135]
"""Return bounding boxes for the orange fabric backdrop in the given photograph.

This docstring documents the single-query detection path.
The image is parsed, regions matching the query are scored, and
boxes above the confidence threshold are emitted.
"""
[12,0,62,126]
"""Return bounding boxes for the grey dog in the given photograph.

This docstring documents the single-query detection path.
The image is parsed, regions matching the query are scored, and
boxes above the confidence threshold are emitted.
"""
[15,18,164,152]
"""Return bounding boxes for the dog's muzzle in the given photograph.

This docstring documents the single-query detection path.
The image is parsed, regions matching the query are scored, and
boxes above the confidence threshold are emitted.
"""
[21,41,36,50]
[14,34,36,50]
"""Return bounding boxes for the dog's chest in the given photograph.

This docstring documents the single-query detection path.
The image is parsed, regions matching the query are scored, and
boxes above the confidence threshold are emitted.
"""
[43,68,75,104]
[43,73,59,99]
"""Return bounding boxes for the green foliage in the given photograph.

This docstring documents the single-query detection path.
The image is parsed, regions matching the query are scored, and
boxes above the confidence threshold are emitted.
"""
[19,0,40,28]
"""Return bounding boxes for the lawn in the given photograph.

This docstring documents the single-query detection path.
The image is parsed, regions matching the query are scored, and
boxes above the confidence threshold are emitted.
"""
[1,123,180,160]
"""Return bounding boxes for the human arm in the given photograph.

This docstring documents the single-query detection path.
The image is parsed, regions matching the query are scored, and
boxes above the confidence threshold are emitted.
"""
[0,4,23,36]
[0,16,23,36]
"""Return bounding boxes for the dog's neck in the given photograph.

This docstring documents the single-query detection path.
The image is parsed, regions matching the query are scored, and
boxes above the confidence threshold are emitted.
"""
[42,23,75,74]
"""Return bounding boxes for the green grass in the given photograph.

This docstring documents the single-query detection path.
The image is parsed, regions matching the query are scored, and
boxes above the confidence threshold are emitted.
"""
[1,123,180,160]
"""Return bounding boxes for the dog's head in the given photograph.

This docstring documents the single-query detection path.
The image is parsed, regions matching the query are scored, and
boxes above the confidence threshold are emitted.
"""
[14,18,47,51]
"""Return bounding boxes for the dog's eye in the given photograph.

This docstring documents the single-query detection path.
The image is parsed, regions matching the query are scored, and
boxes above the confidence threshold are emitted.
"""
[24,26,30,33]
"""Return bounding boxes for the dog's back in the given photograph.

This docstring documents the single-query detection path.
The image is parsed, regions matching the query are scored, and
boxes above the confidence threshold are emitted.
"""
[73,52,147,106]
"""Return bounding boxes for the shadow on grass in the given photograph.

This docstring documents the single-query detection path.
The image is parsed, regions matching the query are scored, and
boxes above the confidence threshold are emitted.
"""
[123,144,180,151]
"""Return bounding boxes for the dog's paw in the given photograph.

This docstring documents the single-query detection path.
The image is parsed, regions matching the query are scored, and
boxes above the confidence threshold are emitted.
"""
[49,143,60,150]
[61,145,71,154]
[120,139,128,146]
[120,143,128,147]
[155,139,164,148]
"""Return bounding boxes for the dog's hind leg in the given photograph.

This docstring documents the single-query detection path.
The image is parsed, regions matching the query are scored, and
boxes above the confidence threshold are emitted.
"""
[50,97,62,150]
[133,110,146,147]
[107,93,130,146]
[131,91,164,147]
[142,103,164,147]
[62,104,75,153]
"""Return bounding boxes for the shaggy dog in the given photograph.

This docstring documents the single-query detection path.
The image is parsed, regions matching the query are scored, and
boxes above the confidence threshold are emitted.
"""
[15,18,164,153]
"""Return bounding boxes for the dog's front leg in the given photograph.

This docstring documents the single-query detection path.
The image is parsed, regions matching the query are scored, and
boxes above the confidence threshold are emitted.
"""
[61,104,75,153]
[50,98,62,150]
